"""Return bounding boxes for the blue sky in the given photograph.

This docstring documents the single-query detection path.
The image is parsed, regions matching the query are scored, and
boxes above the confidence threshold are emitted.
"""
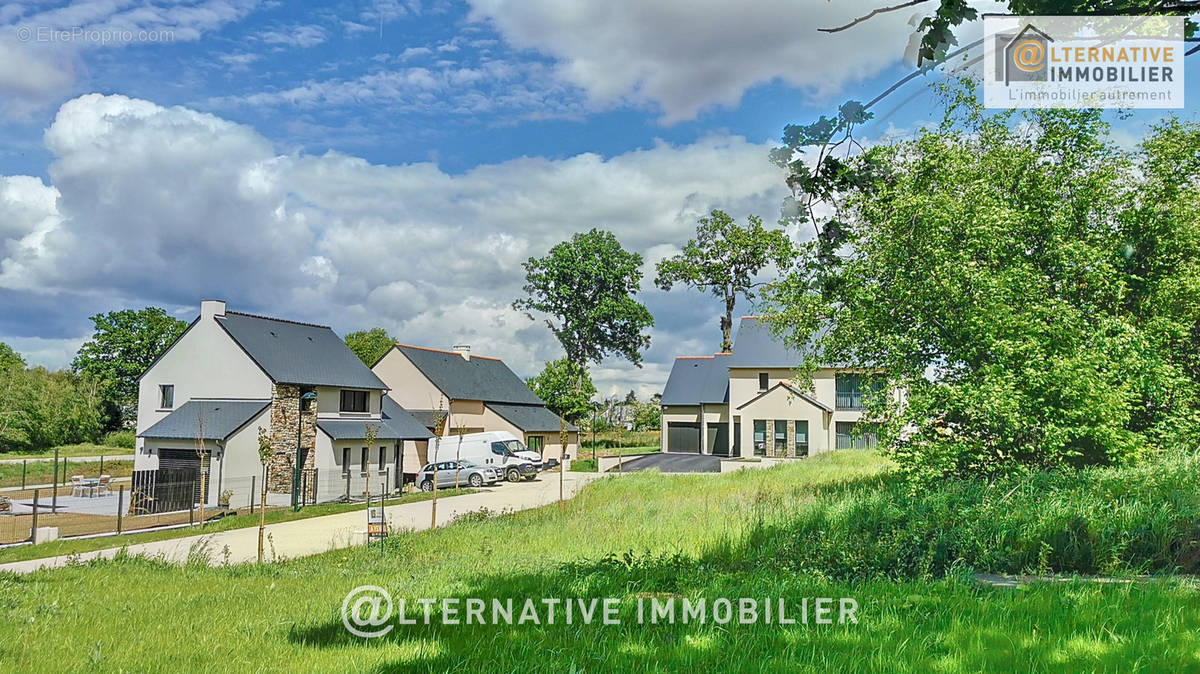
[0,1,1196,397]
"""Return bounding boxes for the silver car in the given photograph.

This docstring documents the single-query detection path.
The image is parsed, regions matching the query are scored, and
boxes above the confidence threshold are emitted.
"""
[418,460,499,490]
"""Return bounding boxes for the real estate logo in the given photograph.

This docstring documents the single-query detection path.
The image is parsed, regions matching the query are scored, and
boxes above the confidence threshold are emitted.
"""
[984,15,1185,108]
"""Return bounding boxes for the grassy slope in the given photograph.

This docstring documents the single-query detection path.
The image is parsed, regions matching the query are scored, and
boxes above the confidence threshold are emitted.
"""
[0,459,134,488]
[1,452,1197,672]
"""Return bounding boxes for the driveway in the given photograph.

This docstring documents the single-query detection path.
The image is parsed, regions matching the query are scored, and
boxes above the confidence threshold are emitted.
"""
[0,471,606,574]
[609,452,723,473]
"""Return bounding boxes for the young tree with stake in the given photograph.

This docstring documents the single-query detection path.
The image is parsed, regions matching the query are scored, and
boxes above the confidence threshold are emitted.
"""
[256,427,271,563]
[514,228,654,504]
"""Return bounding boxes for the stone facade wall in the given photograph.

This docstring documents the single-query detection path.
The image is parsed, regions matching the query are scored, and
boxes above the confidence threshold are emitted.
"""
[0,494,10,514]
[759,419,809,458]
[267,384,318,494]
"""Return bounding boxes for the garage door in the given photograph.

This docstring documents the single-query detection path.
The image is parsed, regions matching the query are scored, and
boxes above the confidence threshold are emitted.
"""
[707,423,730,455]
[666,422,700,453]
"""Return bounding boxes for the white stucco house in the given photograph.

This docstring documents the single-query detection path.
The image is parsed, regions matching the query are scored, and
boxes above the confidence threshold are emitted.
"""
[659,316,898,457]
[134,300,432,509]
[372,343,579,463]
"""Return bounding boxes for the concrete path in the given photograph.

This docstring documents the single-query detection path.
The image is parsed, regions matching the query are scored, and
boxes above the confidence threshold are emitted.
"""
[0,471,606,574]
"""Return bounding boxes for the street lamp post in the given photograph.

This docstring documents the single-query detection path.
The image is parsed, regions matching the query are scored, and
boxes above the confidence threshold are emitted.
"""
[292,391,318,512]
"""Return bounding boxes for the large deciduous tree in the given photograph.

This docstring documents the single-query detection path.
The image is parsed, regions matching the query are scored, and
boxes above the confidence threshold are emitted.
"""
[514,228,654,501]
[72,307,188,426]
[765,84,1200,482]
[527,358,597,423]
[344,328,397,366]
[655,210,796,352]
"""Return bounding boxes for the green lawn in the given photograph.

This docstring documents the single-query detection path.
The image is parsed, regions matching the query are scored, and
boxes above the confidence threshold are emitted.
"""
[0,489,475,565]
[0,443,134,460]
[0,459,134,488]
[1,452,1197,671]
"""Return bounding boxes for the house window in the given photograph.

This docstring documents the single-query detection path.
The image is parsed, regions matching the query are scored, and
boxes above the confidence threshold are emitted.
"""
[836,374,883,410]
[159,384,174,409]
[774,420,787,454]
[527,436,544,453]
[836,422,879,451]
[360,447,368,473]
[341,390,369,413]
[341,447,351,475]
[794,421,809,457]
[758,372,769,391]
[753,420,766,457]
[378,447,387,472]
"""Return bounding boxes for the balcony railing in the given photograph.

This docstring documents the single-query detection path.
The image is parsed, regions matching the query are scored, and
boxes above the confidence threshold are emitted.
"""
[836,391,865,410]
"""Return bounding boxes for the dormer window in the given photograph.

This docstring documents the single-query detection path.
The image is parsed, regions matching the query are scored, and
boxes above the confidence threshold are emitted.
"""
[159,384,174,409]
[340,390,369,413]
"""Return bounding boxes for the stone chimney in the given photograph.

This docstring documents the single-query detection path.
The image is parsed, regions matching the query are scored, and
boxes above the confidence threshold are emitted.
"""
[200,299,226,320]
[452,344,471,361]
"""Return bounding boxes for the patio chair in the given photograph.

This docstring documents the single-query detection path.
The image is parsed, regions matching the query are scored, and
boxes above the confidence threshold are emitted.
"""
[70,475,85,497]
[96,474,112,497]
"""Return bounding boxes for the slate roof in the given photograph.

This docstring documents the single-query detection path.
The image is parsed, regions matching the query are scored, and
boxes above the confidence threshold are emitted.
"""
[139,399,270,441]
[394,345,543,405]
[660,355,730,406]
[318,397,434,441]
[487,403,578,433]
[724,316,816,369]
[216,311,386,389]
[405,408,444,430]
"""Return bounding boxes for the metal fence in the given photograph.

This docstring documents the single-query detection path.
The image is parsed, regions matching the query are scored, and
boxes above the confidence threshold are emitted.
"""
[0,465,415,546]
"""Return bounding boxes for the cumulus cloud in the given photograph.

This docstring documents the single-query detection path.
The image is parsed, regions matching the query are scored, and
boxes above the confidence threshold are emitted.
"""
[0,93,788,395]
[466,0,926,122]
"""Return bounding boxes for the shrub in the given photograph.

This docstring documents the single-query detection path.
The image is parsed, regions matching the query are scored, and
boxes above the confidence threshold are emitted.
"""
[101,430,136,448]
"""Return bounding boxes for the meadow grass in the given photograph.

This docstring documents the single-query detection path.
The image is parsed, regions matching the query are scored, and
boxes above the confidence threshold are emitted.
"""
[1,452,1197,672]
[0,459,134,488]
[0,444,134,460]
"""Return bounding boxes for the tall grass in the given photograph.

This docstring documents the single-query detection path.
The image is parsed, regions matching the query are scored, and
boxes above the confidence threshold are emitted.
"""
[1,451,1198,672]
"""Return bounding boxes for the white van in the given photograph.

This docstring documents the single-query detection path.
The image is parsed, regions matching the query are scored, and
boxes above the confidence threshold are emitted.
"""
[428,431,542,482]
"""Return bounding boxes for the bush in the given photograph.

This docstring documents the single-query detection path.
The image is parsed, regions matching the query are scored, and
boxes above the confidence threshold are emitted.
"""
[569,458,598,472]
[101,430,136,448]
[754,453,1200,580]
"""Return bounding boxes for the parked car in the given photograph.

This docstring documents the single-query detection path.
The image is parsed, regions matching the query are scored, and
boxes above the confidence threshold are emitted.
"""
[429,431,543,482]
[417,460,500,490]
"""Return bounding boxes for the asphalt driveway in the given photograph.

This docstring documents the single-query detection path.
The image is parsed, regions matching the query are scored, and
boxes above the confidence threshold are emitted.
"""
[607,452,723,473]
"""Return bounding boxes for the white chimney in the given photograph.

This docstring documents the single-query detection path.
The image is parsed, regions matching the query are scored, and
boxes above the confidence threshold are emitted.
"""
[452,344,471,361]
[200,299,226,320]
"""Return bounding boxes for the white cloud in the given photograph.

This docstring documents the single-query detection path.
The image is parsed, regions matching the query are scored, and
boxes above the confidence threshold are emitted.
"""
[466,0,925,122]
[0,93,790,392]
[257,23,327,49]
[0,1,263,119]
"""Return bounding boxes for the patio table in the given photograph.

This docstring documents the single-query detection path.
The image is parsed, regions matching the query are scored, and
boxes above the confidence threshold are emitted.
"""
[80,477,100,497]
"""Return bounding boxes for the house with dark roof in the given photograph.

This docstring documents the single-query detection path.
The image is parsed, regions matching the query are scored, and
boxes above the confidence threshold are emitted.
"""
[660,316,894,457]
[135,300,432,508]
[372,343,578,462]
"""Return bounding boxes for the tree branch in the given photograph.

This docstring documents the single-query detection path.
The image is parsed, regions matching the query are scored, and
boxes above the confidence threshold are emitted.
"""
[819,0,932,34]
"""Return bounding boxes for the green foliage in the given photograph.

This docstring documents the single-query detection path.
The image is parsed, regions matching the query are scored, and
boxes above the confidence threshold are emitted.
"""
[0,342,24,371]
[71,307,188,424]
[767,84,1200,481]
[100,430,136,449]
[515,228,654,370]
[256,426,272,466]
[655,210,796,351]
[0,367,103,452]
[343,327,396,366]
[527,358,597,423]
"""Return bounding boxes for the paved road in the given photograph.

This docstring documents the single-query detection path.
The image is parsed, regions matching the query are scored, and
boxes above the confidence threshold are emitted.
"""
[0,471,606,574]
[609,452,724,473]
